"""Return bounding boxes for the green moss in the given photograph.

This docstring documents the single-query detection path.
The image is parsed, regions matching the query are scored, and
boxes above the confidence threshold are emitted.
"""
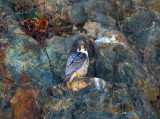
[33,11,42,19]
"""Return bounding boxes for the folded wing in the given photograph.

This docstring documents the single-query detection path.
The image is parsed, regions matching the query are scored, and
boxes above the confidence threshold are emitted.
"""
[65,52,87,75]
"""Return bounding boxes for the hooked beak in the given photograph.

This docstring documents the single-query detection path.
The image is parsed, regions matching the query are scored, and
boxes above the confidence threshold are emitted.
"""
[80,46,85,51]
[80,46,84,49]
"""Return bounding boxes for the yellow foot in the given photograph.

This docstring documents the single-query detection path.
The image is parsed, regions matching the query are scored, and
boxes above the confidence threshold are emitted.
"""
[76,74,83,78]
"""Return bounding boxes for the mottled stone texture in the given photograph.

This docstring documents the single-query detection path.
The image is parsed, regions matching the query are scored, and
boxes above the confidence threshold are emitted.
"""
[0,0,160,119]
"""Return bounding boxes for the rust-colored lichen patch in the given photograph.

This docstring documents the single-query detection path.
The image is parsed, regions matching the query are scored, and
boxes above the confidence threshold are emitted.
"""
[22,64,30,84]
[11,87,40,119]
[0,81,10,92]
[0,43,8,75]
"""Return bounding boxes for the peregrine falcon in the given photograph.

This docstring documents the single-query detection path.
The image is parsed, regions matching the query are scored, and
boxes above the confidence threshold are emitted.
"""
[60,44,89,89]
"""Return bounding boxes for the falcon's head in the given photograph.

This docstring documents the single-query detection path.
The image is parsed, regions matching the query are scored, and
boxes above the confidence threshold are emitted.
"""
[77,44,87,52]
[77,44,88,55]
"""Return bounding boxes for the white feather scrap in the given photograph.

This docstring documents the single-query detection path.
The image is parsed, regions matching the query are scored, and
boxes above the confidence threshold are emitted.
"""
[95,35,126,48]
[93,78,106,91]
[95,35,116,44]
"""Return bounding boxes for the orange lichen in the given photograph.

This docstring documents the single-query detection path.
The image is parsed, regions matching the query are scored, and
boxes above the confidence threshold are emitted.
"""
[35,12,48,31]
[13,105,25,119]
[0,82,10,92]
[0,43,13,91]
[0,47,8,75]
[27,18,31,20]
[0,48,6,59]
[22,63,31,84]
[11,87,40,119]
[22,64,27,84]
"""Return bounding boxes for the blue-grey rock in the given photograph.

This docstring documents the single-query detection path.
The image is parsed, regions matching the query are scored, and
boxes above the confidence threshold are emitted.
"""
[70,4,88,23]
[44,81,158,119]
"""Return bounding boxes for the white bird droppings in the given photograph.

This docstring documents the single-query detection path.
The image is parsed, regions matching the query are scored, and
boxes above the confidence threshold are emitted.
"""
[95,35,126,48]
[93,78,106,91]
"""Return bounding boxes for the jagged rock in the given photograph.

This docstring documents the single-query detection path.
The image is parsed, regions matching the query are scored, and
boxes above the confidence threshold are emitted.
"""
[5,33,91,86]
[151,0,160,12]
[124,11,160,48]
[124,10,160,81]
[69,4,88,23]
[9,0,46,11]
[83,20,159,117]
[84,0,116,26]
[94,34,159,101]
[63,0,116,27]
[83,22,110,38]
[0,2,89,88]
[0,0,160,118]
[43,78,158,119]
[84,12,159,117]
[10,85,40,119]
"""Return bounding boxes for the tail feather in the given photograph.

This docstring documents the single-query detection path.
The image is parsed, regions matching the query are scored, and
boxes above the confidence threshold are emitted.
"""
[60,73,73,89]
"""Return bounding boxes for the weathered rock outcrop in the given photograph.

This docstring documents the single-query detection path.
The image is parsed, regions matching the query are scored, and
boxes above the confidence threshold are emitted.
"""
[0,0,160,119]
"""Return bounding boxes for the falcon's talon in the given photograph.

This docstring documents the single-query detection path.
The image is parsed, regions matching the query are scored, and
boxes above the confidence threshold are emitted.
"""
[76,74,83,78]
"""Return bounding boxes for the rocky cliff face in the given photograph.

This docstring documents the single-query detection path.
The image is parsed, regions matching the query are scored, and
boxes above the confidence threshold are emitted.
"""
[0,0,160,119]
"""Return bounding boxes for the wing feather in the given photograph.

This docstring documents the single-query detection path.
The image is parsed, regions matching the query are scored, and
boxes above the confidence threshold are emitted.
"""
[65,52,86,75]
